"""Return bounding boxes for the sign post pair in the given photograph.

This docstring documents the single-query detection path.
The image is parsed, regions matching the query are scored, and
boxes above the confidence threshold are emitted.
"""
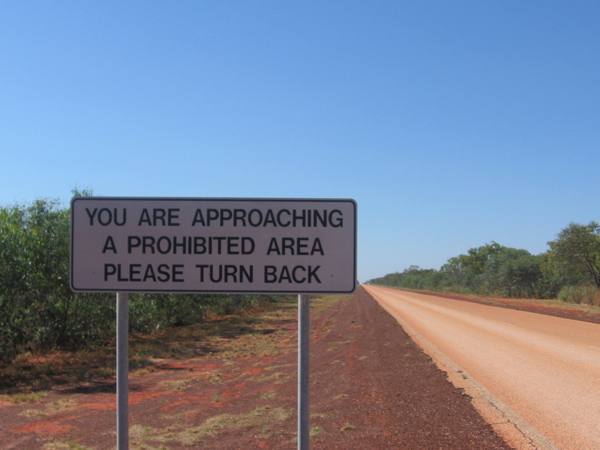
[71,197,357,450]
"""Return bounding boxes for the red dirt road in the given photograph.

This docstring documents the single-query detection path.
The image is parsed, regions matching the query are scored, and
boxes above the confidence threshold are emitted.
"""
[364,284,600,450]
[0,288,512,449]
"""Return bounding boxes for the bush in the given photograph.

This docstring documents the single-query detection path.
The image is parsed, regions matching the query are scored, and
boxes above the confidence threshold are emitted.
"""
[557,285,600,306]
[0,199,77,361]
[0,196,284,363]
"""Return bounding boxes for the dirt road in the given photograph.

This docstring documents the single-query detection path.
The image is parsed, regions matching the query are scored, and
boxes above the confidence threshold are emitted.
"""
[364,285,600,450]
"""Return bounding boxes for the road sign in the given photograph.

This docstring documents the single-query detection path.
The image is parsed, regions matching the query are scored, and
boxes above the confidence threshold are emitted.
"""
[70,197,357,294]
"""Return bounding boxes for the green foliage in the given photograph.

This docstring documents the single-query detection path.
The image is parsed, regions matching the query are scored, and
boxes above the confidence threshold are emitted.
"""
[0,198,82,362]
[0,195,280,363]
[368,265,453,293]
[370,244,546,298]
[557,285,600,306]
[548,221,600,288]
[369,221,600,301]
[481,247,542,298]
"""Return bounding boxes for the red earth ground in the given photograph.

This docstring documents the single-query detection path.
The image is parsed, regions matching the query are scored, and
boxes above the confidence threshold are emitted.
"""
[3,286,592,449]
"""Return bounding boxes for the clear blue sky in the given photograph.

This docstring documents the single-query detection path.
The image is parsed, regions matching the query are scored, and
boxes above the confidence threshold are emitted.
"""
[1,1,599,282]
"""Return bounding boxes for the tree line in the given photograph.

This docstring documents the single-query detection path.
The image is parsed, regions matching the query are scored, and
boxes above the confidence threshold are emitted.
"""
[367,222,600,305]
[0,193,282,364]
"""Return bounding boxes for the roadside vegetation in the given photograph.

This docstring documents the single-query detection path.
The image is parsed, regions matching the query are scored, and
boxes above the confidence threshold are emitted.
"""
[368,222,600,306]
[0,191,280,364]
[0,294,304,391]
[2,189,597,366]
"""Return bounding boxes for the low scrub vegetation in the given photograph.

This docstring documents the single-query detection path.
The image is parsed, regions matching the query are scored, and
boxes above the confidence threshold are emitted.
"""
[558,285,600,306]
[0,192,280,364]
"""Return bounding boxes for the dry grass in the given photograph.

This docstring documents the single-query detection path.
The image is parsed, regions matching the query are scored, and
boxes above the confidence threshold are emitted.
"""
[44,441,91,450]
[19,397,76,418]
[251,371,288,383]
[130,424,169,450]
[310,426,324,436]
[330,339,353,345]
[340,422,355,431]
[49,398,77,411]
[21,408,49,417]
[159,379,191,391]
[0,390,47,404]
[260,391,277,399]
[190,406,291,437]
[127,406,292,447]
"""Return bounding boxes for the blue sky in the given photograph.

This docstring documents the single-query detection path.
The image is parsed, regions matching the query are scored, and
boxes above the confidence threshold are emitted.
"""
[1,1,599,282]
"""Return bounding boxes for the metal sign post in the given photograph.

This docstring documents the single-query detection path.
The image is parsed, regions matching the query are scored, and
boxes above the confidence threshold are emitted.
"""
[116,292,129,450]
[70,197,357,450]
[298,294,310,450]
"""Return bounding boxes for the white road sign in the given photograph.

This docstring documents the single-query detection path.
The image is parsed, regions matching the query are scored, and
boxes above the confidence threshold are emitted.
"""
[70,197,357,294]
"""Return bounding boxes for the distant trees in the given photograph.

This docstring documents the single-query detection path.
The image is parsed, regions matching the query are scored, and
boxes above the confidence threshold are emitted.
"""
[371,243,543,298]
[368,221,600,304]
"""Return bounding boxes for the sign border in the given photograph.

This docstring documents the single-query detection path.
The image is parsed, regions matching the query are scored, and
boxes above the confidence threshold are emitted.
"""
[70,197,357,295]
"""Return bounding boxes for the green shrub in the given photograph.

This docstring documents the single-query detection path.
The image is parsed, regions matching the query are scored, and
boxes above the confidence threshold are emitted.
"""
[557,285,600,306]
[0,195,284,363]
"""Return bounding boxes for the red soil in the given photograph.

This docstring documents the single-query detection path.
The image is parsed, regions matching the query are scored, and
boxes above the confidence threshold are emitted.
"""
[1,288,517,449]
